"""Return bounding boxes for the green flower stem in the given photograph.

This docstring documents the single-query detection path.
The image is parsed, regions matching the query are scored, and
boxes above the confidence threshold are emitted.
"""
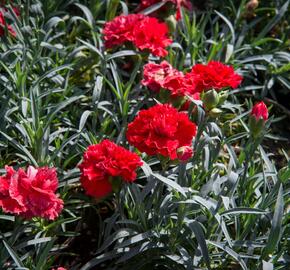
[239,134,264,205]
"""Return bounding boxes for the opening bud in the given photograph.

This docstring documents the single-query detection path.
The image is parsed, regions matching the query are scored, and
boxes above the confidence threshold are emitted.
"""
[177,146,193,162]
[202,89,219,110]
[249,101,268,137]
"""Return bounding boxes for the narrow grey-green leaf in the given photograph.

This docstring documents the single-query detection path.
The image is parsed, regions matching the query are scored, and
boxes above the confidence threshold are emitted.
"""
[262,185,284,258]
[153,173,186,197]
[106,50,137,61]
[2,240,25,267]
[185,219,211,269]
[221,207,268,216]
[207,240,248,270]
[79,110,93,131]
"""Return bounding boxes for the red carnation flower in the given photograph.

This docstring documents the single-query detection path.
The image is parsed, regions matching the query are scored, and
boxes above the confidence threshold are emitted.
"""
[0,166,63,220]
[142,61,188,97]
[103,14,172,57]
[142,61,202,98]
[133,16,172,57]
[126,104,197,160]
[79,140,143,199]
[0,11,16,36]
[142,61,183,93]
[251,101,268,121]
[0,166,25,214]
[103,14,145,48]
[162,72,187,97]
[185,61,243,93]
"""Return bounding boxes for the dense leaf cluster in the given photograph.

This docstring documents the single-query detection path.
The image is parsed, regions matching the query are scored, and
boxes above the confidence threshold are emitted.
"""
[0,1,289,269]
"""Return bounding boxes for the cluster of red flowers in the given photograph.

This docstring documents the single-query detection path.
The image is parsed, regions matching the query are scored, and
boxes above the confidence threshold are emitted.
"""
[103,14,172,57]
[138,0,192,20]
[0,166,63,220]
[79,140,143,198]
[87,19,243,199]
[78,105,197,199]
[142,60,243,99]
[0,4,268,213]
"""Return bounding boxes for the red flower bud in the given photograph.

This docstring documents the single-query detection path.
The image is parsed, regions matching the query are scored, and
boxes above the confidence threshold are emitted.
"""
[249,101,269,138]
[177,146,193,161]
[251,101,268,121]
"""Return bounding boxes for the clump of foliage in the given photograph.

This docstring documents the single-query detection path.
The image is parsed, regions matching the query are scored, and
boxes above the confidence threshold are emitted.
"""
[0,1,289,270]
